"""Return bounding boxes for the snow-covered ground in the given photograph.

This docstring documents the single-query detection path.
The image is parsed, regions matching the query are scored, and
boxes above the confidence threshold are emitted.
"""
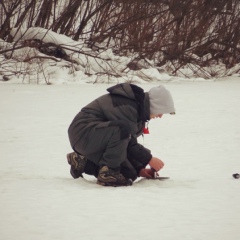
[0,77,240,240]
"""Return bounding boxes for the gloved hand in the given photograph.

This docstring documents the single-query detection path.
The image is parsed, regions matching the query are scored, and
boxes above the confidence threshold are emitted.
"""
[139,168,156,178]
[149,157,164,171]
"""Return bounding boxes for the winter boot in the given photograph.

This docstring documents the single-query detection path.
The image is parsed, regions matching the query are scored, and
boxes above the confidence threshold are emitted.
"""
[67,152,87,179]
[97,166,133,187]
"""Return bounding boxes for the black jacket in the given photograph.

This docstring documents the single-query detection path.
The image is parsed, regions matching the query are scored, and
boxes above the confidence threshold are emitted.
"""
[68,83,152,173]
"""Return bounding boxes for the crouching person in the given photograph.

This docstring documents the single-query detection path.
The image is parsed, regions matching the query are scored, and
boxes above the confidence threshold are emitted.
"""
[67,83,175,187]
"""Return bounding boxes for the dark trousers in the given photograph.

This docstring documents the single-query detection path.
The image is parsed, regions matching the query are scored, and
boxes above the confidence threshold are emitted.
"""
[72,120,138,181]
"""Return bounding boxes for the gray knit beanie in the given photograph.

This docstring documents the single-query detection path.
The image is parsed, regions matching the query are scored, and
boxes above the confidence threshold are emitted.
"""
[148,85,175,115]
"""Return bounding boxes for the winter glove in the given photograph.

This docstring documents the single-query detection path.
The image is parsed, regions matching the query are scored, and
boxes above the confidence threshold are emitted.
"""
[149,157,164,171]
[139,168,156,178]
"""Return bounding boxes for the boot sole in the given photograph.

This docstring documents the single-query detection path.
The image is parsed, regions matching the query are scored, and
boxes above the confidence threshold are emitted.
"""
[67,153,76,166]
[97,179,133,187]
[67,153,82,179]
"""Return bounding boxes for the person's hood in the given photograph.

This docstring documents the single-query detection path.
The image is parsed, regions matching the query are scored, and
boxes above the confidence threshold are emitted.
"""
[107,83,148,121]
[148,85,175,115]
[107,83,141,100]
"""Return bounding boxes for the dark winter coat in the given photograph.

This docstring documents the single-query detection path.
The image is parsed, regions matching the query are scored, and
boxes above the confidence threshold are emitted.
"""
[68,83,152,177]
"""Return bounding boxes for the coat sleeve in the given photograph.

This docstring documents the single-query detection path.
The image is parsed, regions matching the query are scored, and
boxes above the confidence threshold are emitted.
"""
[127,136,152,175]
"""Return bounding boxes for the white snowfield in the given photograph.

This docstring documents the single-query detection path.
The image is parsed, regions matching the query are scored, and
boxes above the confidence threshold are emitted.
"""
[0,78,240,240]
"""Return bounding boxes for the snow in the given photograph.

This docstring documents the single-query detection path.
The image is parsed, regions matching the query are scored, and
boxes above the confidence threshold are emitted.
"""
[0,77,240,240]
